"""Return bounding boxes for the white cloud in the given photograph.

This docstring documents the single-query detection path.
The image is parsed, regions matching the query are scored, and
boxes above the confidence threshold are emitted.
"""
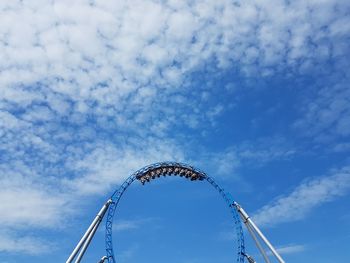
[114,221,140,232]
[63,137,185,195]
[275,244,305,255]
[210,149,241,177]
[262,244,305,257]
[253,166,350,226]
[0,0,349,257]
[1,0,348,99]
[0,137,182,256]
[200,137,296,177]
[0,230,53,255]
[0,137,183,229]
[113,217,159,232]
[294,81,350,143]
[0,165,72,229]
[333,142,350,153]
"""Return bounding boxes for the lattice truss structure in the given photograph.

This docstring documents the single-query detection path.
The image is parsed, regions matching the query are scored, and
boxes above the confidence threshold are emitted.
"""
[66,162,285,263]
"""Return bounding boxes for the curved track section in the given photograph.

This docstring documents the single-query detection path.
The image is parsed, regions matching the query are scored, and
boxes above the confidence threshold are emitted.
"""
[105,162,245,263]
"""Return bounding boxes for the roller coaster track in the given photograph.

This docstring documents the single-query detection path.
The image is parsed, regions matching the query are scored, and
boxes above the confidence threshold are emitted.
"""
[66,162,285,263]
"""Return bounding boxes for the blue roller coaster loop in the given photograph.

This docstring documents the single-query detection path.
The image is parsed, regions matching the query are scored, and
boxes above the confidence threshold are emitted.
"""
[105,162,245,263]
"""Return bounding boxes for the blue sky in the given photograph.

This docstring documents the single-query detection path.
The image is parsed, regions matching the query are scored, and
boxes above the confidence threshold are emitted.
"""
[0,0,350,262]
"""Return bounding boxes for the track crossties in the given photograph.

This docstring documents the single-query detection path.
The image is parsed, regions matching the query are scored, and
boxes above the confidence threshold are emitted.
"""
[135,163,206,185]
[106,162,245,263]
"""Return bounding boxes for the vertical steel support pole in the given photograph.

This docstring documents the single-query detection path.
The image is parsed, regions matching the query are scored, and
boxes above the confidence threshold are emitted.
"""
[245,222,271,263]
[98,256,108,263]
[74,219,100,263]
[234,202,285,263]
[66,199,112,263]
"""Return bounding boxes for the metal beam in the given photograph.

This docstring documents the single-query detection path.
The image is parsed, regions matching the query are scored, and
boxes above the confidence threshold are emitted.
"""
[245,222,271,263]
[234,202,285,263]
[66,199,112,263]
[98,256,108,263]
[74,219,100,263]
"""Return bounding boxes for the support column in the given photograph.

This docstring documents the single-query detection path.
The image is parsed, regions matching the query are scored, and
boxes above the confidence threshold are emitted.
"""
[66,199,112,263]
[234,202,285,263]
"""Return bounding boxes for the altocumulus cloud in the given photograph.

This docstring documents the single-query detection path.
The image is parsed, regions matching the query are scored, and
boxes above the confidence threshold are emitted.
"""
[253,166,350,226]
[0,0,350,255]
[0,230,53,255]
